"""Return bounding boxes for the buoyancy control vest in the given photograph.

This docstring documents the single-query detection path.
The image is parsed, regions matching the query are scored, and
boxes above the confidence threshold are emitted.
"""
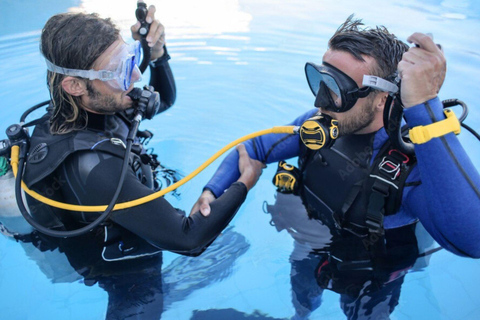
[298,131,416,240]
[23,112,163,261]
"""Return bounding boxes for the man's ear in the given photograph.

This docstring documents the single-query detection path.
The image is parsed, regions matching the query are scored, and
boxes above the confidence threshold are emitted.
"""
[375,93,388,112]
[61,77,87,96]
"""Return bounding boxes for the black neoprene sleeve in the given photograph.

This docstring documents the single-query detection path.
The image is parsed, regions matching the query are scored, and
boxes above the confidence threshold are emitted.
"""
[58,151,247,255]
[148,47,176,114]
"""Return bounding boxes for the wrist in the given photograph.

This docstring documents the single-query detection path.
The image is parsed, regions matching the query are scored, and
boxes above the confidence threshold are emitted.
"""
[149,46,170,68]
[237,169,257,191]
[403,95,438,109]
[202,187,217,199]
[404,97,443,127]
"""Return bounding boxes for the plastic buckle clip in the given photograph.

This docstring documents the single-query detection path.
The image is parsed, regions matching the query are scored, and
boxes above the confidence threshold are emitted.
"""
[378,149,409,180]
[379,157,401,180]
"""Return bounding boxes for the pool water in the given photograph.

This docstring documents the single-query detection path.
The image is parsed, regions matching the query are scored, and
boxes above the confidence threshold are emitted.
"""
[1,0,479,319]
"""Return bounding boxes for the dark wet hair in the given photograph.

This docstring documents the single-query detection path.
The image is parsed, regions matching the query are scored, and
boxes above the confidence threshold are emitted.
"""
[329,15,409,80]
[40,12,119,134]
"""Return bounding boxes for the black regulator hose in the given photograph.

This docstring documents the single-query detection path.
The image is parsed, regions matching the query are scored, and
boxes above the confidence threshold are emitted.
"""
[139,40,151,74]
[12,86,160,238]
[20,100,50,123]
[15,124,137,238]
[386,97,415,155]
[442,99,468,123]
[383,95,394,135]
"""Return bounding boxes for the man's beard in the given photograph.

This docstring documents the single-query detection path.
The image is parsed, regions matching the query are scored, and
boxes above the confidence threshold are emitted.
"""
[338,96,377,135]
[86,82,127,114]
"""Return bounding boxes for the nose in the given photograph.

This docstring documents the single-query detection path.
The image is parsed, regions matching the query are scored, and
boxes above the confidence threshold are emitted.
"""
[131,65,142,84]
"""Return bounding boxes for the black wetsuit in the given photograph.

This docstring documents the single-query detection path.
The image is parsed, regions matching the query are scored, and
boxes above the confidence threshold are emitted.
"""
[23,49,248,260]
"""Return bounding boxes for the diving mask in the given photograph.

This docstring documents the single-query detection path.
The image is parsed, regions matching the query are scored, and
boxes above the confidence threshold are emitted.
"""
[305,62,372,113]
[45,41,142,91]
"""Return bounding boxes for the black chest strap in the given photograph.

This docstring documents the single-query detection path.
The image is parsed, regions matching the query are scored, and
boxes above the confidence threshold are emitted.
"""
[333,147,416,237]
[366,149,414,234]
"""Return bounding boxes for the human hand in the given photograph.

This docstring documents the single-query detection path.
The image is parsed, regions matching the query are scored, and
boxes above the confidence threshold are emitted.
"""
[397,32,446,108]
[131,0,166,60]
[236,144,265,191]
[189,145,264,217]
[190,189,216,217]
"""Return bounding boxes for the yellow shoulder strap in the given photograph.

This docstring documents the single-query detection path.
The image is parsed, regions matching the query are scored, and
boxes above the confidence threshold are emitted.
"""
[409,109,461,144]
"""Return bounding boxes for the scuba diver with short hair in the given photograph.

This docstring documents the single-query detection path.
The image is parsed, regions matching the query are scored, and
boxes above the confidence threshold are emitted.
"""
[191,15,480,318]
[193,15,480,258]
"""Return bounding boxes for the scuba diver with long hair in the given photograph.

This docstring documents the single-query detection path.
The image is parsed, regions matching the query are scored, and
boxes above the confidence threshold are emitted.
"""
[20,5,262,257]
[0,2,264,319]
[191,15,480,318]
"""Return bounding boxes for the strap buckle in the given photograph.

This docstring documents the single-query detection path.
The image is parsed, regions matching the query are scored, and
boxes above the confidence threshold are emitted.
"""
[378,149,409,180]
[366,214,384,235]
[379,157,401,180]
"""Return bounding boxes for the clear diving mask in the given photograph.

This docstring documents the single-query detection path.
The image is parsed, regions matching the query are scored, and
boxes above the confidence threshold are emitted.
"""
[45,41,142,91]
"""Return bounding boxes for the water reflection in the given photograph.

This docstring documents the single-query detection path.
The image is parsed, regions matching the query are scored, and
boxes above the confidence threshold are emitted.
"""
[12,227,248,319]
[0,0,479,318]
[263,192,438,320]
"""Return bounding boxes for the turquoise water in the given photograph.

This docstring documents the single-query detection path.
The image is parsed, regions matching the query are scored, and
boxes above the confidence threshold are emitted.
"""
[0,0,479,319]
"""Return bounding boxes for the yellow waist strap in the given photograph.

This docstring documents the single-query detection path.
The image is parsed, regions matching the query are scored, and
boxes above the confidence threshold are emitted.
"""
[409,109,461,144]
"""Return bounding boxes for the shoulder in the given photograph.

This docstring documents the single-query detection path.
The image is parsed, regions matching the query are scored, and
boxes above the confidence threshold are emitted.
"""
[289,108,318,126]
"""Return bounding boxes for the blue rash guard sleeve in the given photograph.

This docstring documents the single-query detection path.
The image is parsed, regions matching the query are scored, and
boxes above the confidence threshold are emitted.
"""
[403,97,480,257]
[205,108,318,198]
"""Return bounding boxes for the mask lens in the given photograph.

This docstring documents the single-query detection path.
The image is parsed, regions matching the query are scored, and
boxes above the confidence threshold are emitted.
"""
[123,56,136,90]
[305,63,343,109]
[119,42,142,90]
[131,41,142,66]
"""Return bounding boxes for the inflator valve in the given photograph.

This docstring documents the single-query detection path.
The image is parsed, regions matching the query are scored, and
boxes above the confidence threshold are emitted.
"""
[136,2,150,36]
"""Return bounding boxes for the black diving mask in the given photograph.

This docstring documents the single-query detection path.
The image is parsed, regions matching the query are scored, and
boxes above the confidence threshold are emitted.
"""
[305,62,372,113]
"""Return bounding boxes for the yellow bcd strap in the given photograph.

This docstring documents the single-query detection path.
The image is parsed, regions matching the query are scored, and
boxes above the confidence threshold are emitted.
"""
[409,109,461,144]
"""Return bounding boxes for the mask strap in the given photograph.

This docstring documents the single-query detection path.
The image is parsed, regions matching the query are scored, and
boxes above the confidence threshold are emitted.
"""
[45,59,116,81]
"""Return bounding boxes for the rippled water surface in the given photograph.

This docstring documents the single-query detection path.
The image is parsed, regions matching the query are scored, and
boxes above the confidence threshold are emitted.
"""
[0,0,479,319]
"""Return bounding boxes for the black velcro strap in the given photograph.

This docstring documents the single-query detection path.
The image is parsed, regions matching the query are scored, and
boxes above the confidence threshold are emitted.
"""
[365,148,413,235]
[332,181,363,229]
[366,179,390,235]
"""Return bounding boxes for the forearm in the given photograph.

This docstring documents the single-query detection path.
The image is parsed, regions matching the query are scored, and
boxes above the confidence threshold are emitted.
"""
[404,97,480,257]
[112,182,247,256]
[63,152,247,256]
[149,46,176,112]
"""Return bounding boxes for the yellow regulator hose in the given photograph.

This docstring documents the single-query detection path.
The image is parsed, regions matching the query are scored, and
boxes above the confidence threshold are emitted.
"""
[11,126,296,212]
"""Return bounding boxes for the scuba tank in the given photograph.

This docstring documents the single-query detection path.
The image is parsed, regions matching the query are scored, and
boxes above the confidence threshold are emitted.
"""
[0,137,33,236]
[0,166,33,236]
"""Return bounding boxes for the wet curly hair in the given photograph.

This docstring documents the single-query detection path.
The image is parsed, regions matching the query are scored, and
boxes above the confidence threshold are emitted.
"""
[329,15,409,80]
[41,12,119,134]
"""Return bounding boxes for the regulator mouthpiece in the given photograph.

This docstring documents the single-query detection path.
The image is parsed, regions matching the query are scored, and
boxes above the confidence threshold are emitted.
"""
[299,114,339,150]
[127,86,160,120]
